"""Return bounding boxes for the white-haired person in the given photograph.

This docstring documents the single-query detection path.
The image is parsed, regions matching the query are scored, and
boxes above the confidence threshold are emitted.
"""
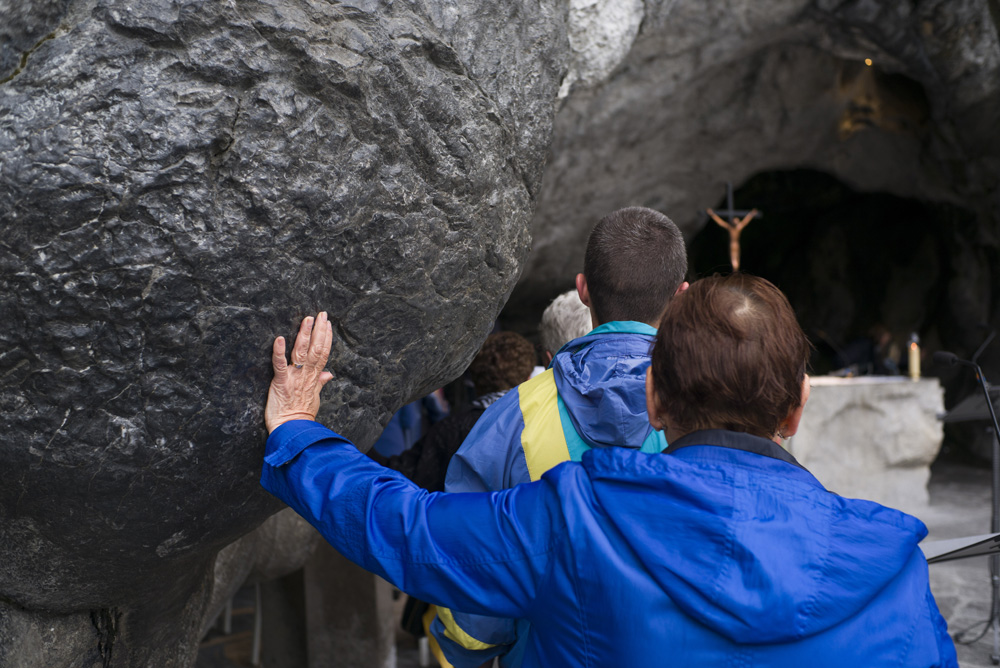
[539,289,592,364]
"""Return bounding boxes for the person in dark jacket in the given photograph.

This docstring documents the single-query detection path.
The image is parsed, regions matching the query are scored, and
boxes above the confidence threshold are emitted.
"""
[372,332,535,491]
[260,276,957,668]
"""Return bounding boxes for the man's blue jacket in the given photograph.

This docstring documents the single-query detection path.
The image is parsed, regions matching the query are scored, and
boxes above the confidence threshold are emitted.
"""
[261,421,958,668]
[436,321,666,665]
[445,321,665,492]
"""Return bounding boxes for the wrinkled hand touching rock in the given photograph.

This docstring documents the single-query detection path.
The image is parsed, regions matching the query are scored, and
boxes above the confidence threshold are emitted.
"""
[265,312,335,433]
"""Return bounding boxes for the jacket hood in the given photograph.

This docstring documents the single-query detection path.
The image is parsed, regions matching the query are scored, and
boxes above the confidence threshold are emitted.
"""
[577,438,928,644]
[551,323,657,449]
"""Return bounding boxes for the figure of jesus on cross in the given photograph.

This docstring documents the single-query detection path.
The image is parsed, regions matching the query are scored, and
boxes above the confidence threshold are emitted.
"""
[706,182,761,272]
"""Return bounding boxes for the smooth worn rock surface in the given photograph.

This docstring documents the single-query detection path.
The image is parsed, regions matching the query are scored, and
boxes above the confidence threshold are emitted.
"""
[787,376,945,515]
[0,0,567,664]
[560,0,644,96]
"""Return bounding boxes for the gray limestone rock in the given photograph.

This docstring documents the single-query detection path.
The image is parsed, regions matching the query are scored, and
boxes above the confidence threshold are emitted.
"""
[511,0,1000,344]
[0,0,567,663]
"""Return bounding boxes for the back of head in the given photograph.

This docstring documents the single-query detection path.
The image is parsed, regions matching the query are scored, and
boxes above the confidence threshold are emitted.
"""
[651,274,810,438]
[468,331,536,395]
[540,290,593,356]
[583,207,687,324]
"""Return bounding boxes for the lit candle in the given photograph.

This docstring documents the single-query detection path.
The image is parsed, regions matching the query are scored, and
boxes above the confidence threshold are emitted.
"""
[909,335,920,381]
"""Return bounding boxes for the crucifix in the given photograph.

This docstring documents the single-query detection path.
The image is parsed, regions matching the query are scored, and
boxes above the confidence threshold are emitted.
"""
[706,182,762,272]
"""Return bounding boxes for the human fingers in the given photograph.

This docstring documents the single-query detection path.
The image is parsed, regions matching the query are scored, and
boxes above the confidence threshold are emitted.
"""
[290,316,314,367]
[272,336,288,375]
[308,312,333,368]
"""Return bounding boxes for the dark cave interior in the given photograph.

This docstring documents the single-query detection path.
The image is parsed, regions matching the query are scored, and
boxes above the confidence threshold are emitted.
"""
[689,169,978,374]
[688,169,993,461]
[502,168,998,462]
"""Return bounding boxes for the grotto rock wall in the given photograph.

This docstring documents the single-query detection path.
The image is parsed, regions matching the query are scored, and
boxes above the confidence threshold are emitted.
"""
[0,0,567,664]
[510,0,1000,344]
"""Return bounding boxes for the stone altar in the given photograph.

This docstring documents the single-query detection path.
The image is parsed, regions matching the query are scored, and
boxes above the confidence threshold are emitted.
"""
[786,376,945,516]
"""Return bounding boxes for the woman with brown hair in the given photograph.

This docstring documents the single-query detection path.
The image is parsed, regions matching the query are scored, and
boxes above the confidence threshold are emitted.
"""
[646,273,811,444]
[260,275,956,667]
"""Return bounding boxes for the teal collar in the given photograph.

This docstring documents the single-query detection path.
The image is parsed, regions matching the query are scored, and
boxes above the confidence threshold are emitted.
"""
[587,321,657,337]
[558,394,666,459]
[550,320,658,369]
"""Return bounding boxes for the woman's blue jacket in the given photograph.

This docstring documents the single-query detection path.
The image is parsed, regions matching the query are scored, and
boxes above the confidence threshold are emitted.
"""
[261,421,957,667]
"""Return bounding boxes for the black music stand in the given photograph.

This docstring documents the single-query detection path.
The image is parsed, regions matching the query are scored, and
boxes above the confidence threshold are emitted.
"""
[939,388,1000,424]
[938,381,1000,662]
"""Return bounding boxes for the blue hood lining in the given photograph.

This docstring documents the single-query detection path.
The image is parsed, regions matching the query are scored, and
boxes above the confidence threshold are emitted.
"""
[550,327,658,449]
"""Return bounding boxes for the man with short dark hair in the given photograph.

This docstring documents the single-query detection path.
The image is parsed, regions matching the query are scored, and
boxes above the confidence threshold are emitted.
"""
[578,206,688,326]
[431,207,688,668]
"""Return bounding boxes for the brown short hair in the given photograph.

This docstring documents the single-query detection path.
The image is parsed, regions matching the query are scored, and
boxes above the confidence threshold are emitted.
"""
[651,274,810,438]
[584,207,687,325]
[468,332,536,394]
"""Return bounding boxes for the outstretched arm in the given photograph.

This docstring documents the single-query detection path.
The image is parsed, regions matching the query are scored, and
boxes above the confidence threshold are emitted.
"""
[260,314,561,619]
[261,421,560,619]
[733,208,758,233]
[706,208,732,231]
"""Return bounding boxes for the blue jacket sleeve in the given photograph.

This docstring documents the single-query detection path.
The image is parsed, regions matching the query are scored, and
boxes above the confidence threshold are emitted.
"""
[928,589,959,667]
[444,388,531,493]
[260,420,561,619]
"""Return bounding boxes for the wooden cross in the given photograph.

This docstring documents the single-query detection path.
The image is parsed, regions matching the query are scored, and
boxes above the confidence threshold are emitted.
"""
[706,182,762,272]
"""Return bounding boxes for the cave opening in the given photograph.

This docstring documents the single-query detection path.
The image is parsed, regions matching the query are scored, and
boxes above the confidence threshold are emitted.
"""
[688,169,980,379]
[688,169,1000,464]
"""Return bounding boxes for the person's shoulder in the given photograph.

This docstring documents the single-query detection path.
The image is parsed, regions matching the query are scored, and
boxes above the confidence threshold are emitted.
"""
[453,388,527,455]
[444,387,534,493]
[477,383,525,417]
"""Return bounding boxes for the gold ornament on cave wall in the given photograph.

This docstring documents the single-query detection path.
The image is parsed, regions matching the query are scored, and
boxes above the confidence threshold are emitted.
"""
[837,58,930,140]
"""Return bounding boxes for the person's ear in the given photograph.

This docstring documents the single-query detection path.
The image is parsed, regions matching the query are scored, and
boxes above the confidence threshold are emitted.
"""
[545,350,553,365]
[576,273,599,328]
[778,374,811,439]
[675,281,690,295]
[645,368,666,431]
[575,273,591,307]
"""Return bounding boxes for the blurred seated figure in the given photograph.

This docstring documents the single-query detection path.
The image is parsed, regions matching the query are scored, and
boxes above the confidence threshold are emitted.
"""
[372,390,450,457]
[833,324,901,376]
